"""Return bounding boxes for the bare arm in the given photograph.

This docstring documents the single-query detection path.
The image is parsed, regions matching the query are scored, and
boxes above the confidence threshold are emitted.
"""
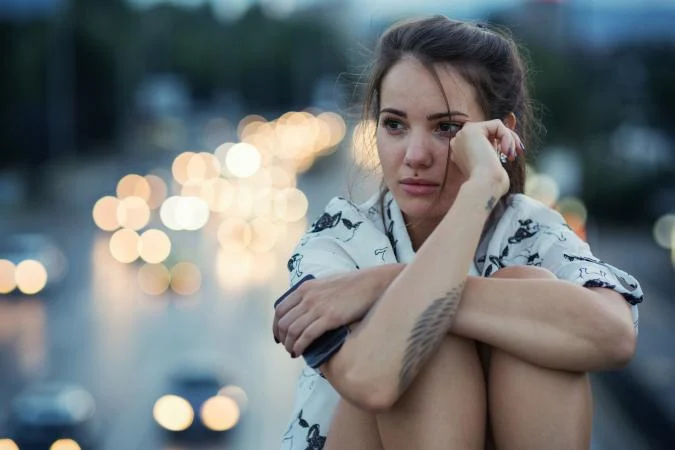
[321,177,499,411]
[315,265,634,373]
[453,276,636,372]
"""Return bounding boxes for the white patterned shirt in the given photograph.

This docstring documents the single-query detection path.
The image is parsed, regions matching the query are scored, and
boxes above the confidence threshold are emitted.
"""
[280,191,643,450]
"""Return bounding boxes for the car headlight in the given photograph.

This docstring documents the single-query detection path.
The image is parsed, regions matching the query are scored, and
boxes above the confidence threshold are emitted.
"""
[153,395,194,431]
[0,438,19,450]
[200,395,240,431]
[50,439,81,450]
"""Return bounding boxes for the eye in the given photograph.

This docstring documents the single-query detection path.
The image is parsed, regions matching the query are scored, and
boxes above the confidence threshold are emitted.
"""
[381,117,405,134]
[437,122,463,137]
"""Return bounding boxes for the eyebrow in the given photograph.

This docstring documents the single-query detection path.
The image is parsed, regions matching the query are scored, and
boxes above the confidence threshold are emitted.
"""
[379,107,469,120]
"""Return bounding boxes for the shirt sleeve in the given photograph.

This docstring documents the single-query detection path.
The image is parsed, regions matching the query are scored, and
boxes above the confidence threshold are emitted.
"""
[286,235,359,286]
[508,196,644,330]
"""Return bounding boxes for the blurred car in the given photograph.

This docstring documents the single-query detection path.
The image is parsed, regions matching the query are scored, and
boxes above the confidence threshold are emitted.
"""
[6,381,99,450]
[153,363,243,441]
[0,233,66,296]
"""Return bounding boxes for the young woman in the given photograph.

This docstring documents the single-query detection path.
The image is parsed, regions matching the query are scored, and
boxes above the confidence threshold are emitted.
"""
[273,15,643,450]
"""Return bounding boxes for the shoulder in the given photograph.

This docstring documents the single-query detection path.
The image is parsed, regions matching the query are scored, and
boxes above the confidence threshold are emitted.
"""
[502,193,567,225]
[308,193,382,234]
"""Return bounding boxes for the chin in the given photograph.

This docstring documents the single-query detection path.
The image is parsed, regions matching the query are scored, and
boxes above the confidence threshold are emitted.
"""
[393,190,451,221]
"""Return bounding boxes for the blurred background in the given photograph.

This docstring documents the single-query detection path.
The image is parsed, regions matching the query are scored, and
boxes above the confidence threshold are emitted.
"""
[0,0,673,449]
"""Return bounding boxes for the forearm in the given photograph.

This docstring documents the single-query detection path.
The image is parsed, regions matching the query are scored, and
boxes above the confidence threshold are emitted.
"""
[322,178,498,410]
[453,276,635,371]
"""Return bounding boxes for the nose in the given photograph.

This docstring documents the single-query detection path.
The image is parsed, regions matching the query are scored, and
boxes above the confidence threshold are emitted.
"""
[403,132,433,170]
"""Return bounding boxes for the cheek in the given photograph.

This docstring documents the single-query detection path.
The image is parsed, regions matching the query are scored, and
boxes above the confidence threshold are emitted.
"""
[376,134,402,169]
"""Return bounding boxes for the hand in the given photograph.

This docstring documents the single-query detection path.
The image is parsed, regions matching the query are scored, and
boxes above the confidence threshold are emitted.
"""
[273,267,397,357]
[450,119,524,196]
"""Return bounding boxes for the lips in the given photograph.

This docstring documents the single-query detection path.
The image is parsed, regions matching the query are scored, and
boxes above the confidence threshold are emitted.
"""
[400,178,439,186]
[399,178,439,195]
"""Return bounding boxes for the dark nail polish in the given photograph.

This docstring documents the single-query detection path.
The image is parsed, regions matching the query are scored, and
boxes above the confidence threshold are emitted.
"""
[291,352,297,358]
[274,336,280,344]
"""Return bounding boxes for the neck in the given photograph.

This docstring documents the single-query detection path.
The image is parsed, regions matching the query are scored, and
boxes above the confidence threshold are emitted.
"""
[403,215,442,252]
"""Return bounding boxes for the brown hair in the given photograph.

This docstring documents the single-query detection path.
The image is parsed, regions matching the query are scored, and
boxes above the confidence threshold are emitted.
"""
[361,15,540,208]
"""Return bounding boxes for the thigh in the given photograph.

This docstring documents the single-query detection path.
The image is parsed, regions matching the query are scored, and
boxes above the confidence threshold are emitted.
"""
[325,399,384,450]
[489,348,593,450]
[377,334,487,450]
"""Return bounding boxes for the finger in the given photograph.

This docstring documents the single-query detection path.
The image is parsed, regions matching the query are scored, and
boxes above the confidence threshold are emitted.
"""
[508,130,525,159]
[275,288,304,318]
[284,311,318,357]
[480,120,514,159]
[273,289,304,342]
[499,129,516,160]
[277,298,308,344]
[292,317,332,357]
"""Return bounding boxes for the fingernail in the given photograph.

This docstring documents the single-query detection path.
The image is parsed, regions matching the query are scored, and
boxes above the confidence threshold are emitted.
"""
[274,336,280,344]
[290,352,297,358]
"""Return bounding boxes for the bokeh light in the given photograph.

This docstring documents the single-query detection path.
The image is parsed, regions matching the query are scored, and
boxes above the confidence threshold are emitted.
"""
[0,438,19,450]
[653,214,675,249]
[145,174,168,210]
[160,196,210,231]
[160,196,182,231]
[187,152,221,183]
[556,197,588,240]
[525,173,560,207]
[138,263,171,296]
[138,229,172,264]
[319,111,347,148]
[170,262,201,296]
[0,259,17,294]
[92,196,121,232]
[217,218,252,250]
[200,395,240,431]
[274,188,308,222]
[153,395,194,431]
[201,178,235,213]
[117,174,151,202]
[351,120,377,169]
[116,196,151,231]
[237,114,267,140]
[248,218,279,253]
[225,143,262,178]
[177,197,210,231]
[109,229,140,264]
[218,385,249,412]
[15,260,48,295]
[172,151,196,185]
[50,439,81,450]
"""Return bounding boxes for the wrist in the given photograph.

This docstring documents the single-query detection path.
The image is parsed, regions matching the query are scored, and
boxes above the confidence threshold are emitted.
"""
[368,264,405,301]
[466,167,508,197]
[459,176,505,212]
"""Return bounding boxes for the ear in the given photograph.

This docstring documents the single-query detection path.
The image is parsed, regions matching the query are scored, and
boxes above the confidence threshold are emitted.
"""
[503,112,517,131]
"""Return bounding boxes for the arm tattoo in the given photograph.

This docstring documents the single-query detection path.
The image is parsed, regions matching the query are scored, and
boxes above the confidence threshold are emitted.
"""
[486,196,496,211]
[398,283,465,395]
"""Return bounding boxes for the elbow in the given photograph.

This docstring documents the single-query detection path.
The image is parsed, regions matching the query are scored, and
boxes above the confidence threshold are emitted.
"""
[607,324,637,369]
[341,368,399,413]
[594,320,636,370]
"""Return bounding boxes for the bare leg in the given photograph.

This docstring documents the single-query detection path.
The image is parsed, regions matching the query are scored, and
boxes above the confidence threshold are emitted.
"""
[325,334,486,450]
[324,399,384,450]
[377,334,486,450]
[488,266,593,450]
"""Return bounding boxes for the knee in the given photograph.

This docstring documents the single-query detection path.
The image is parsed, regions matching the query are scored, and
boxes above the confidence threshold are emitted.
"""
[490,265,556,280]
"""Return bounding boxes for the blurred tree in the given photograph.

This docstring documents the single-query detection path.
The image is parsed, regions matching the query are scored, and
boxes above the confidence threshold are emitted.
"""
[0,0,348,174]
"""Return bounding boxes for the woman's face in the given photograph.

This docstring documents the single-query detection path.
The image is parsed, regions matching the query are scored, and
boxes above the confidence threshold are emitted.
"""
[376,56,486,226]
